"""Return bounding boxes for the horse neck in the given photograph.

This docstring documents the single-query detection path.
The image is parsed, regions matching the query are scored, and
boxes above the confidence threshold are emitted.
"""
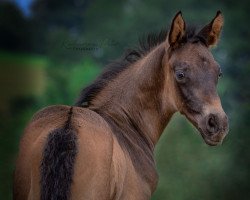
[90,43,176,147]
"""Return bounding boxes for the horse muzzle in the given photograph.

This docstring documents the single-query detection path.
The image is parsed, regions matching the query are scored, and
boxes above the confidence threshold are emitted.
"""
[200,113,229,146]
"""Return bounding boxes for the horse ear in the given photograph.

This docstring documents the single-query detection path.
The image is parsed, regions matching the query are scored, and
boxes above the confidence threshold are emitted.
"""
[198,11,224,47]
[168,11,186,47]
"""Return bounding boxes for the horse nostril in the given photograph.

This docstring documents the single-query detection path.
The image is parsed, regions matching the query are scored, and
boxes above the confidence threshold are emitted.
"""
[206,114,219,134]
[208,116,215,127]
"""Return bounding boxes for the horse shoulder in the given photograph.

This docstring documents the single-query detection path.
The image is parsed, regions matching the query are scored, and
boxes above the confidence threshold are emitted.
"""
[71,108,153,199]
[66,107,116,199]
[108,136,154,200]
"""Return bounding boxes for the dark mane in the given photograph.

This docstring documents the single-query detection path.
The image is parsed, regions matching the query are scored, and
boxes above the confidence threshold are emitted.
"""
[75,26,201,107]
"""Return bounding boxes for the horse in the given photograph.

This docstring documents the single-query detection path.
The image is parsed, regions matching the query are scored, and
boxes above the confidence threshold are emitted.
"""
[14,11,229,200]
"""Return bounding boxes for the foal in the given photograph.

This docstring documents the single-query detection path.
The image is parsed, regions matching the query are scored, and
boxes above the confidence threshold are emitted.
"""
[14,11,228,200]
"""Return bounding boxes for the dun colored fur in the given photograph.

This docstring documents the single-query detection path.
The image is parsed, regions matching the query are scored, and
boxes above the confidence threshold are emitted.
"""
[14,11,228,200]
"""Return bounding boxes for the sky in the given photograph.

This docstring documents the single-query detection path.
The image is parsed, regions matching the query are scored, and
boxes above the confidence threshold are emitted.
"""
[14,0,34,16]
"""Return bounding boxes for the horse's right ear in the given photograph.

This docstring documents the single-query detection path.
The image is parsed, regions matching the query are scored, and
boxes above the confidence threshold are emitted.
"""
[168,11,186,48]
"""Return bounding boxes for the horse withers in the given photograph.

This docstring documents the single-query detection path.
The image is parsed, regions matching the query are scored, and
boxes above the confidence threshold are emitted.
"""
[14,11,229,200]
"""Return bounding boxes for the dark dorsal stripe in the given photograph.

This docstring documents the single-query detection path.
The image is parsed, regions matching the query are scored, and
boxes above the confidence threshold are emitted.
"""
[40,107,77,200]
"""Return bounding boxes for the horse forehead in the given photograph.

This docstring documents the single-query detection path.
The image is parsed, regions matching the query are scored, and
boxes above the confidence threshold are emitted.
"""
[177,43,212,61]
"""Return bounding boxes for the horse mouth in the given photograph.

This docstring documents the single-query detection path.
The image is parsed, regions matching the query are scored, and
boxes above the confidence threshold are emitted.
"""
[202,135,222,146]
[198,127,227,146]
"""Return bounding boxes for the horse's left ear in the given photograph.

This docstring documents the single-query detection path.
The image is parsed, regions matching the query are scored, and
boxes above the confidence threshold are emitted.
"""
[198,11,224,47]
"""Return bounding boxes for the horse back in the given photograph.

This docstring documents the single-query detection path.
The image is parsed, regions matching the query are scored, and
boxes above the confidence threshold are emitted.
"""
[14,105,114,200]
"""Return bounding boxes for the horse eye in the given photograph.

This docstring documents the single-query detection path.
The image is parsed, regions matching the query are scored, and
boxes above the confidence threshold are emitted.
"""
[175,71,185,81]
[218,72,223,78]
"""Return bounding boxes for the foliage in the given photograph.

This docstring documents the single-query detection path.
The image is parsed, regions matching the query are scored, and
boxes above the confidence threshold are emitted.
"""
[0,0,250,199]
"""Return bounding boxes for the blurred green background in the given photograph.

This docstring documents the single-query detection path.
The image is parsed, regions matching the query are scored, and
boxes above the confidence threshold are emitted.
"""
[0,0,249,199]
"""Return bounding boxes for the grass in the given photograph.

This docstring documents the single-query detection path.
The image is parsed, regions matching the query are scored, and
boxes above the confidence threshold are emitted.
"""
[0,51,48,112]
[0,50,49,68]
